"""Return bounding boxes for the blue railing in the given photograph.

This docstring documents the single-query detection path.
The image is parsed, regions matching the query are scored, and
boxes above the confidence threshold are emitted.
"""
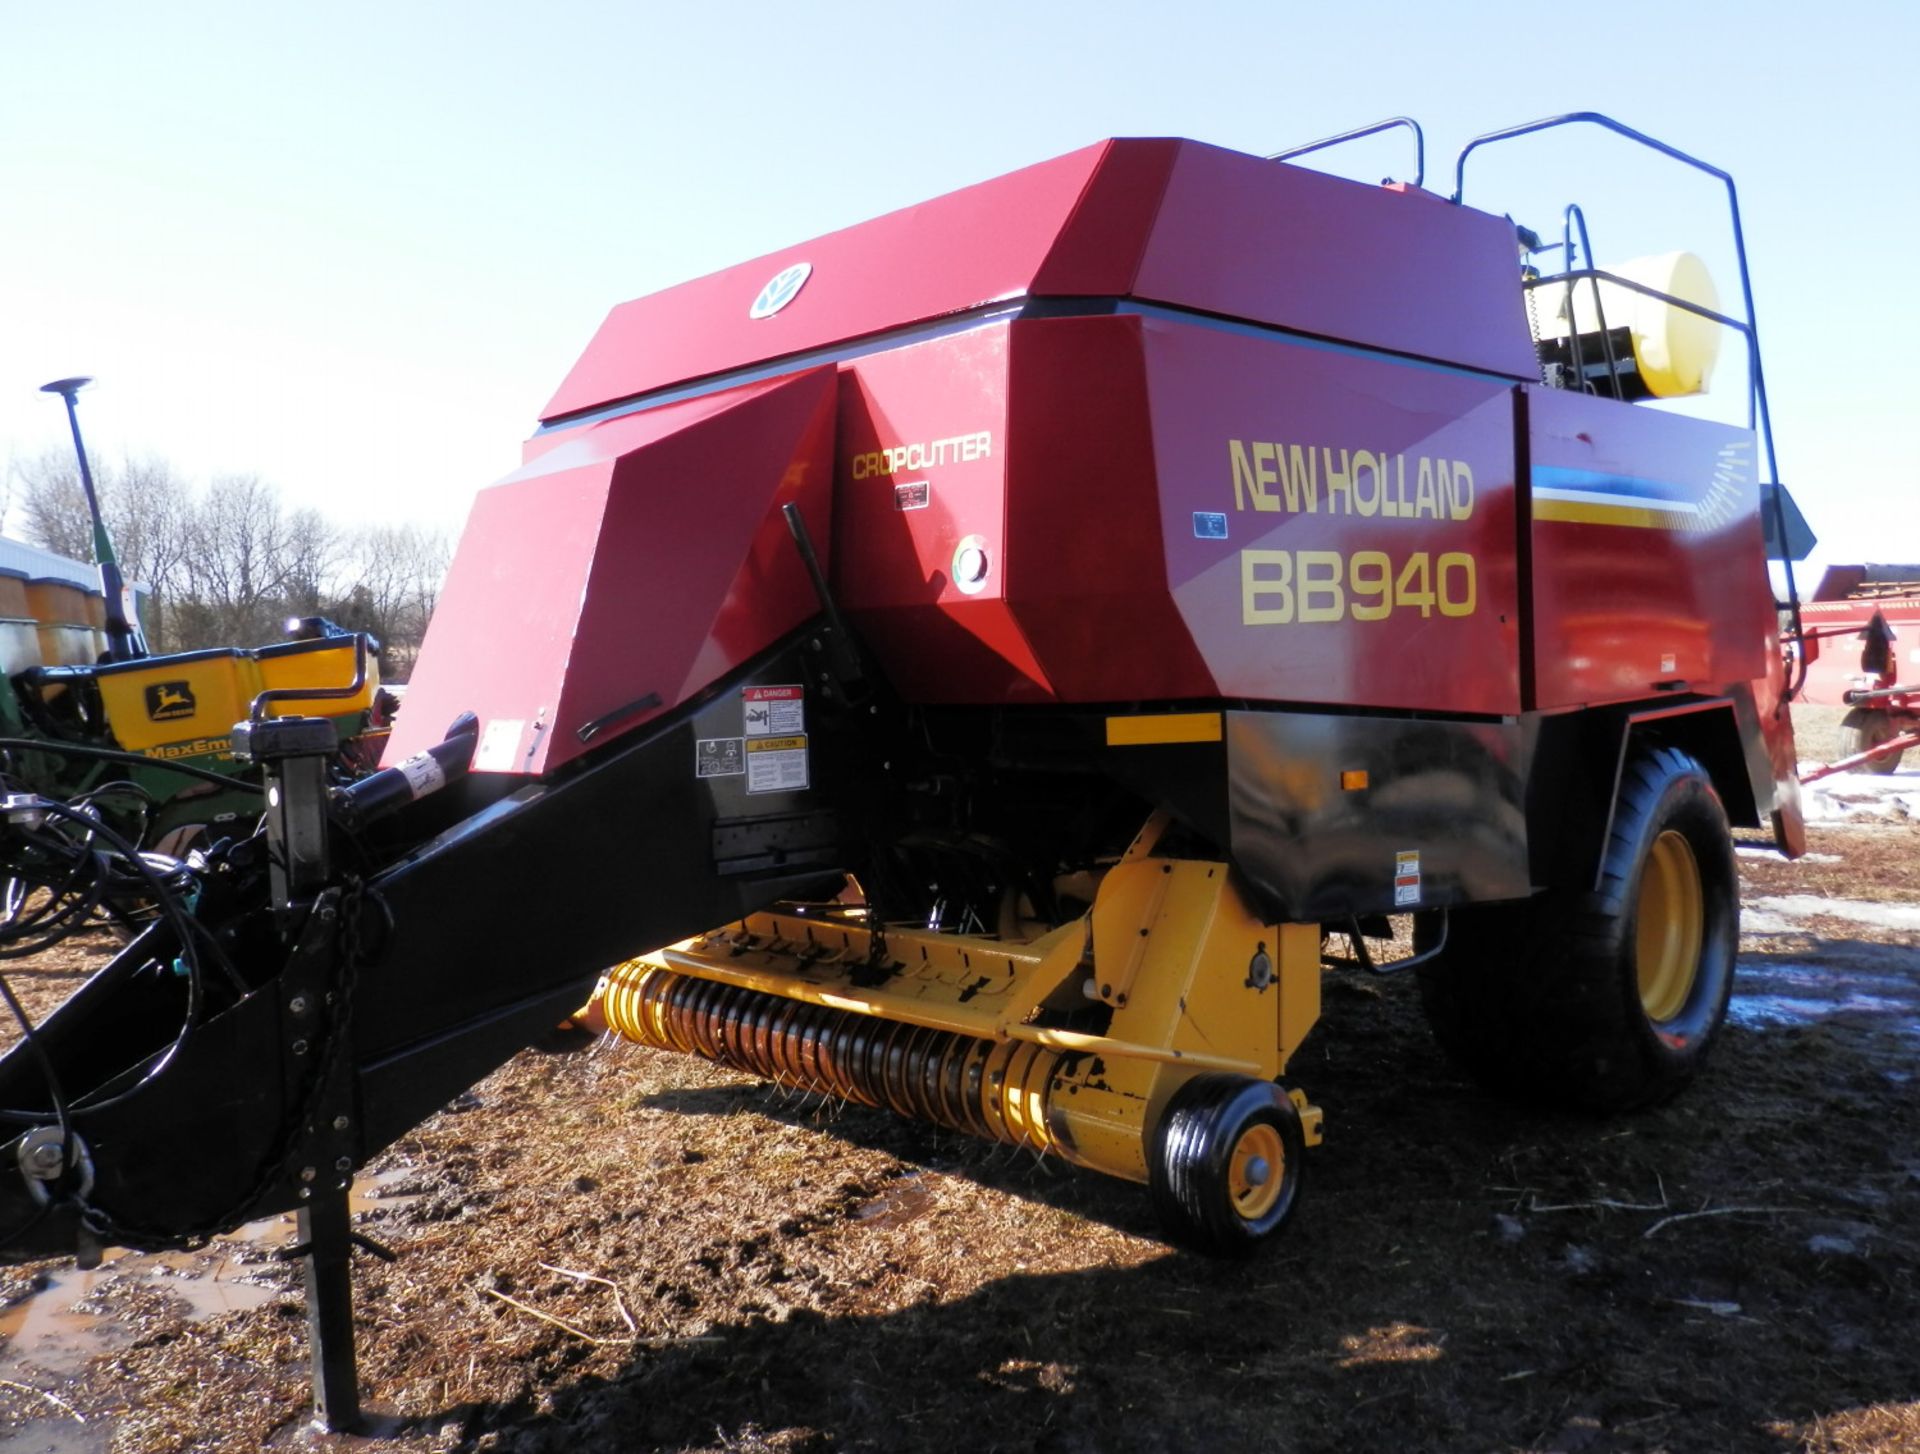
[1270,116,1425,190]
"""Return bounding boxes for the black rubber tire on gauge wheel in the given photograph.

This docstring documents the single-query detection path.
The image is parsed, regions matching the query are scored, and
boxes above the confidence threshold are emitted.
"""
[1838,707,1904,775]
[1416,744,1738,1112]
[1149,1073,1305,1255]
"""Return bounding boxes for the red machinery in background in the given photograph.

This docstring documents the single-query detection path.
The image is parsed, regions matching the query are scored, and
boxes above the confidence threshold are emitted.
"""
[1795,564,1919,778]
[0,113,1803,1430]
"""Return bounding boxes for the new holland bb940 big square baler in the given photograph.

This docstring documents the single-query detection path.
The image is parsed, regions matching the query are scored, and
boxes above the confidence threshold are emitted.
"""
[0,113,1803,1428]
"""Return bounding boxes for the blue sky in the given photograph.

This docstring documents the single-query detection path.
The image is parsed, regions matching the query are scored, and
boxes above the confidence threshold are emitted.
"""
[2,0,1913,576]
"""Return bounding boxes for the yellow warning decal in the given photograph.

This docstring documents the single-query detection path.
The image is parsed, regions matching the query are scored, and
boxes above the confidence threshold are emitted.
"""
[1105,713,1223,747]
[746,736,807,753]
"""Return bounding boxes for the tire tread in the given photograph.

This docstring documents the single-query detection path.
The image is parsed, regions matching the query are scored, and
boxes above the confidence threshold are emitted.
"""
[1416,745,1737,1111]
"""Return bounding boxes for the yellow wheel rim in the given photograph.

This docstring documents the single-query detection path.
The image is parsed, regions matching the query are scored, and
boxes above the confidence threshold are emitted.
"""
[1227,1122,1285,1221]
[1636,830,1704,1023]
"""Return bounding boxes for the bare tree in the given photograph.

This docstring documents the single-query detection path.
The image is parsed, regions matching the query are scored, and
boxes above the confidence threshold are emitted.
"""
[328,523,451,673]
[11,449,197,646]
[13,448,101,563]
[281,507,338,619]
[113,456,195,606]
[178,475,342,647]
[8,451,448,663]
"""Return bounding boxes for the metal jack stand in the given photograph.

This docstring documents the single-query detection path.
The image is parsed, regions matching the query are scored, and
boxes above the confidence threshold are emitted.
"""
[298,1188,362,1432]
[234,708,369,1434]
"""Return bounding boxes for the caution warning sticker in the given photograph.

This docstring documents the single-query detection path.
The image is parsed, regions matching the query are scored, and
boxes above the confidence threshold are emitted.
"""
[746,735,809,794]
[744,684,805,738]
[695,737,745,778]
[1394,850,1422,907]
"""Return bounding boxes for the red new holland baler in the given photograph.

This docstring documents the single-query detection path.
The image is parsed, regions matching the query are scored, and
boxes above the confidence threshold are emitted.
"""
[0,114,1801,1428]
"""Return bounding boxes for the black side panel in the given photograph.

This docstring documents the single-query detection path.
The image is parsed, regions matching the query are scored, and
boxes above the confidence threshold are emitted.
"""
[1223,711,1535,921]
[348,633,869,1150]
[1097,708,1536,923]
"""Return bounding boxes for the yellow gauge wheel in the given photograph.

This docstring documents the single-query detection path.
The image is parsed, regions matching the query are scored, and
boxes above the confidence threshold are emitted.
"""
[1227,1122,1286,1222]
[1635,828,1704,1023]
[1150,1073,1306,1253]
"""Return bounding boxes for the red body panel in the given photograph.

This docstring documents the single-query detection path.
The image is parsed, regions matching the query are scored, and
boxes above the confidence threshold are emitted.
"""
[830,314,1519,713]
[386,368,835,774]
[1525,389,1769,710]
[543,139,1536,424]
[1128,145,1536,381]
[1002,317,1214,703]
[832,323,1050,698]
[542,144,1120,422]
[1140,317,1521,715]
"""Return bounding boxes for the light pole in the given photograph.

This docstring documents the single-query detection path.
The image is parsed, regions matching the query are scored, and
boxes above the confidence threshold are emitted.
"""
[38,376,145,661]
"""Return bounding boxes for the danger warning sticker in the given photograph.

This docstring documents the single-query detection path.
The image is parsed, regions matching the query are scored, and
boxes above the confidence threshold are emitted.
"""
[746,735,809,794]
[743,684,804,738]
[1394,850,1422,907]
[695,738,745,778]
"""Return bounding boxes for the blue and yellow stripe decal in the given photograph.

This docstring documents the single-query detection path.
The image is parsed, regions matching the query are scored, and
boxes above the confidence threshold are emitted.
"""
[1532,444,1751,532]
[1533,468,1700,529]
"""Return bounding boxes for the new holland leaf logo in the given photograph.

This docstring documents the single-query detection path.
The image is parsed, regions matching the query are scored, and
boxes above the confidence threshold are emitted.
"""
[145,680,197,721]
[749,262,811,320]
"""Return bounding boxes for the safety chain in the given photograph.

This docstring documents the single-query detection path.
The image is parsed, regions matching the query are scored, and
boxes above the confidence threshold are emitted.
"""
[1523,276,1555,387]
[76,876,371,1252]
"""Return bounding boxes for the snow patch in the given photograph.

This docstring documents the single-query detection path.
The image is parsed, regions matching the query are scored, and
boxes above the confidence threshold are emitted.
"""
[1731,958,1920,1039]
[1748,895,1920,933]
[1800,768,1920,824]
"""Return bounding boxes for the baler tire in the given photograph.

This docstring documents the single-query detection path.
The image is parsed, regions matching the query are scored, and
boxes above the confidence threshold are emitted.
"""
[1416,745,1738,1112]
[1149,1073,1304,1256]
[1838,708,1904,774]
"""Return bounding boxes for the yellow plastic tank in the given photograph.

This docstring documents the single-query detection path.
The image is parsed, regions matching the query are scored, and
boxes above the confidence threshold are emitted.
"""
[93,652,264,751]
[255,637,379,718]
[1537,250,1722,398]
[93,636,377,753]
[0,621,43,675]
[0,574,31,619]
[25,578,101,666]
[0,573,40,674]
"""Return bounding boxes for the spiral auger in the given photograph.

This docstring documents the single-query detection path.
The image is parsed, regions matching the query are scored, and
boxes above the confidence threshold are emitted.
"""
[601,961,1070,1157]
[586,819,1326,1245]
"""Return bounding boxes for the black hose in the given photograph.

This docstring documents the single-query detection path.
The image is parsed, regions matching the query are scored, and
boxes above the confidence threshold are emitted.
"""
[0,797,220,1125]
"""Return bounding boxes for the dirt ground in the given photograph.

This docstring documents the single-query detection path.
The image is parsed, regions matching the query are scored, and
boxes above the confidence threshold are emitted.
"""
[1,716,1916,1454]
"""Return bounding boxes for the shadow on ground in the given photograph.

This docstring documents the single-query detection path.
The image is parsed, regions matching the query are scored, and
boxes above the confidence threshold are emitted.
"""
[440,961,1920,1454]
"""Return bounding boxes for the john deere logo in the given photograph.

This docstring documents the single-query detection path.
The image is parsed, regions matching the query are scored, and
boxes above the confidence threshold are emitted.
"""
[145,680,197,721]
[749,262,811,320]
